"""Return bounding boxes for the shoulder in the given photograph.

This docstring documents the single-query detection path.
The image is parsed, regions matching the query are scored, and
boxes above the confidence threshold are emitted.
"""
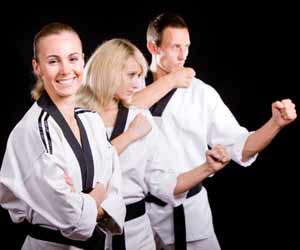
[191,77,222,100]
[76,107,106,137]
[12,103,45,138]
[192,77,218,93]
[75,107,96,115]
[5,103,52,159]
[75,107,102,124]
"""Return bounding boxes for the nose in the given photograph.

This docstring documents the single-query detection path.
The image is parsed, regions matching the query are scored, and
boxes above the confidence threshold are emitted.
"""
[60,60,72,75]
[178,47,188,61]
[131,77,141,90]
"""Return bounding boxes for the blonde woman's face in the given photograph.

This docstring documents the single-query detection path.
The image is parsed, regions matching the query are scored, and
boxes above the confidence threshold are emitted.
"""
[32,32,84,100]
[115,57,142,103]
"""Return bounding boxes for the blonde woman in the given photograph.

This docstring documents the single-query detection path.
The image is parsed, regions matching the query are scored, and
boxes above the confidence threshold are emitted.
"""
[76,38,230,250]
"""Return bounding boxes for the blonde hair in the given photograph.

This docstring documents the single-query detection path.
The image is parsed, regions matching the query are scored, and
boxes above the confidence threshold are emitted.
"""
[31,22,81,100]
[76,38,148,111]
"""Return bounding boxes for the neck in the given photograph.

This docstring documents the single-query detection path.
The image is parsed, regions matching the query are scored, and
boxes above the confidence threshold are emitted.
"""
[99,99,119,128]
[47,92,76,124]
[150,61,169,81]
[102,99,119,112]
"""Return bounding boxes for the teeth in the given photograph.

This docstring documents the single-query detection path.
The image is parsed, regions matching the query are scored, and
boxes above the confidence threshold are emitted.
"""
[57,78,73,84]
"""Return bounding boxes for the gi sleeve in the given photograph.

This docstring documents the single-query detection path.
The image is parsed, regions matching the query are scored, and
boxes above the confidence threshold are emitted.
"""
[206,86,258,167]
[98,147,126,234]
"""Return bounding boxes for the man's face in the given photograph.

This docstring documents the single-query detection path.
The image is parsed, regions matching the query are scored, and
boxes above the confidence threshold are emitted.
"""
[155,27,190,73]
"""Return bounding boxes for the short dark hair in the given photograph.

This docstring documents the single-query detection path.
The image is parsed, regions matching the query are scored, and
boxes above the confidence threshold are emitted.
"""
[146,12,188,46]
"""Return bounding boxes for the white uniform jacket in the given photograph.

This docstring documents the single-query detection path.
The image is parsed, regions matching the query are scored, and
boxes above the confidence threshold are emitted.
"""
[0,92,125,250]
[146,78,257,244]
[107,107,186,250]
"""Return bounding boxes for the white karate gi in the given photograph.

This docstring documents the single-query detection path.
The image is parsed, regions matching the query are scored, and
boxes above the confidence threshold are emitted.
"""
[145,78,257,248]
[0,92,125,250]
[106,107,186,250]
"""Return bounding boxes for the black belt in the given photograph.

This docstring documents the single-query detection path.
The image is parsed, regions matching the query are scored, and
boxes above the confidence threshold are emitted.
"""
[112,198,146,250]
[24,221,106,250]
[145,184,202,250]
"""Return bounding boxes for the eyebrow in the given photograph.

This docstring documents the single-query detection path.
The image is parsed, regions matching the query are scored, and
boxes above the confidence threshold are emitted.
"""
[46,52,81,59]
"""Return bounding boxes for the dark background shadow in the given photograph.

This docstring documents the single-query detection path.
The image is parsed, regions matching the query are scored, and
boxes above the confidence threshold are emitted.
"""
[0,4,299,250]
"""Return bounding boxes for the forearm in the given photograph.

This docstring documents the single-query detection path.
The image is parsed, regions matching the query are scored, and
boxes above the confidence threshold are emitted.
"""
[242,117,282,161]
[111,130,136,155]
[131,77,174,109]
[174,163,214,195]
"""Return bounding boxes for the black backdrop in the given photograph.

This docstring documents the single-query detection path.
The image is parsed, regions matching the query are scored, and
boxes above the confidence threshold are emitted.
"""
[0,5,299,250]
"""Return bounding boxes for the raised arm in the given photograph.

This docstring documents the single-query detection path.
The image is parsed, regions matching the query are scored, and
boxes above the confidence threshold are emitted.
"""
[131,67,195,109]
[111,113,152,155]
[242,99,297,162]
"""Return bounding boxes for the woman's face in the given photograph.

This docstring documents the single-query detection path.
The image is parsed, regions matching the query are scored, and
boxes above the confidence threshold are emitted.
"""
[115,56,142,104]
[32,31,84,101]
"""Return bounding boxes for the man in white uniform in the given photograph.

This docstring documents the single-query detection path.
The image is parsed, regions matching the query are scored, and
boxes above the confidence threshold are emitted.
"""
[131,12,297,250]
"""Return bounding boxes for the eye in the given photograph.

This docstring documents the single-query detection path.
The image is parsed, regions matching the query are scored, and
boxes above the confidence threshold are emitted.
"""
[70,56,80,63]
[128,72,136,78]
[48,58,58,65]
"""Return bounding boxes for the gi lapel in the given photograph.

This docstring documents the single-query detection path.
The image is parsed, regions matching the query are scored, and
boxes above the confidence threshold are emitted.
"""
[37,91,94,192]
[109,102,129,141]
[146,72,177,117]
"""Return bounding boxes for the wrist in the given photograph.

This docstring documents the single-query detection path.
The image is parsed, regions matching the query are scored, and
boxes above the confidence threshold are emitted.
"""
[202,162,216,176]
[160,74,175,90]
[97,207,106,222]
[269,117,284,131]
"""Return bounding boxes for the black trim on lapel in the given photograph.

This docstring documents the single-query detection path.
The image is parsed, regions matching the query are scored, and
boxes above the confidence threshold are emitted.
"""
[109,102,129,141]
[146,72,177,117]
[37,91,94,192]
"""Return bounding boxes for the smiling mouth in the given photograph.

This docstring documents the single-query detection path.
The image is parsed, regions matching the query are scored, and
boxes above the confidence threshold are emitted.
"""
[56,77,76,85]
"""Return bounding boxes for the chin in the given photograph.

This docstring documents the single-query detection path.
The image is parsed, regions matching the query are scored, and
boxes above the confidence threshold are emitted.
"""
[56,89,77,98]
[173,65,184,71]
[59,86,79,96]
[122,96,132,106]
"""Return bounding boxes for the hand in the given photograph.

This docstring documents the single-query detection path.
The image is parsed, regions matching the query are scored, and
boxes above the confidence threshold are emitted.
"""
[89,182,107,208]
[127,113,152,141]
[164,67,196,89]
[205,144,231,173]
[64,174,75,192]
[271,99,297,128]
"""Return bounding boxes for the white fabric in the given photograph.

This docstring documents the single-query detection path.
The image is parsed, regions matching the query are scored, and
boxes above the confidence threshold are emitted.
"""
[122,214,155,250]
[155,229,221,250]
[146,78,257,245]
[0,102,125,250]
[106,107,186,250]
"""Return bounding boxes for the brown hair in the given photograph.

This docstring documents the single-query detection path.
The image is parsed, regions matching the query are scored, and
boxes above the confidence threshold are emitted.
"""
[147,12,188,46]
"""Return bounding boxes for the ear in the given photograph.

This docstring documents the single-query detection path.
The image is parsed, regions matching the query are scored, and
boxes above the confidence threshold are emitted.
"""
[32,58,40,76]
[147,41,158,55]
